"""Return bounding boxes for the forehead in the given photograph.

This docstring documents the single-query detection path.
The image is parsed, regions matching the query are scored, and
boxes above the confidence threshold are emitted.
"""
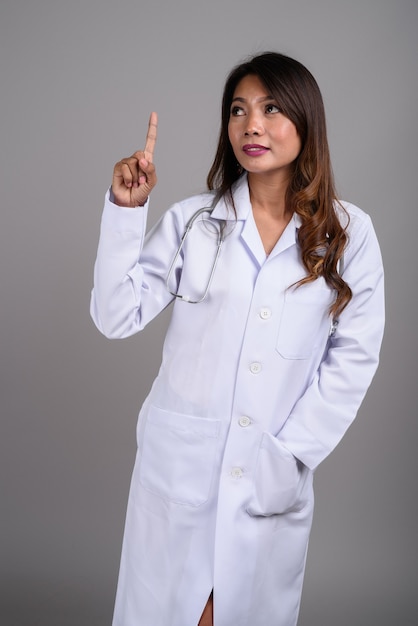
[232,74,270,99]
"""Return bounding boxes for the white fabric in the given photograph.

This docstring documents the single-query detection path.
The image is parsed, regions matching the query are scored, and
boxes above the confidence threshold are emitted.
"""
[91,175,384,626]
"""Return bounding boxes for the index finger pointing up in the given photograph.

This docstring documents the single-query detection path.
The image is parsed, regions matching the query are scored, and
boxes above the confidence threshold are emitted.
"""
[144,111,158,162]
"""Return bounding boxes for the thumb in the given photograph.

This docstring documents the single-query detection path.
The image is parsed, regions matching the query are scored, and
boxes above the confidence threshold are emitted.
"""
[139,157,157,188]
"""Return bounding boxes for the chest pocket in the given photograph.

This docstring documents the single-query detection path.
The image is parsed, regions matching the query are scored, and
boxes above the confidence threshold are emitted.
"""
[276,279,334,359]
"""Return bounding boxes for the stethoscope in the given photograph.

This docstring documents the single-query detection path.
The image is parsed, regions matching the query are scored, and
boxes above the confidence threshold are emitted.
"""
[165,207,227,304]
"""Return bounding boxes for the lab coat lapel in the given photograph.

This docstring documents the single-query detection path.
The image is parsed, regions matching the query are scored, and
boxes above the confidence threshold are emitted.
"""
[210,175,301,266]
[240,211,300,267]
[210,176,266,267]
[268,213,301,258]
[240,209,268,267]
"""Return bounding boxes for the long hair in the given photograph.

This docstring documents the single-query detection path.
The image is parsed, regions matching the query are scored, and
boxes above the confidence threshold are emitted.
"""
[207,52,351,318]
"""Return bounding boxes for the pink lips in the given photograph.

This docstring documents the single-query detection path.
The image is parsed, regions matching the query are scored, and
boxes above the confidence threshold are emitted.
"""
[242,144,269,156]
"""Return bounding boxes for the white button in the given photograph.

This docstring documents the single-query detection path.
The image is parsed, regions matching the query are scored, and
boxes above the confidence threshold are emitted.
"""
[250,362,262,374]
[260,308,272,320]
[239,416,251,427]
[231,467,243,478]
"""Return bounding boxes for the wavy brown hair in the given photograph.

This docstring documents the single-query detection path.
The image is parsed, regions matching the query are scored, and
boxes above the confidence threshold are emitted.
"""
[207,52,352,317]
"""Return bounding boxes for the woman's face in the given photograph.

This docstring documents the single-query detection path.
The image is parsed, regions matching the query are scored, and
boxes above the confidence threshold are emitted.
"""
[228,74,301,180]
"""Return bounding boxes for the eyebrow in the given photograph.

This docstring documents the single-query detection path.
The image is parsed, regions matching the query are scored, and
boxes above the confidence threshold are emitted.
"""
[231,95,276,103]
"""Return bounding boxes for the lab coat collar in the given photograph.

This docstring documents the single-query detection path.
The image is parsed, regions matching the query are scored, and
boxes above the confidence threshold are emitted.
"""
[210,174,301,263]
[210,174,252,222]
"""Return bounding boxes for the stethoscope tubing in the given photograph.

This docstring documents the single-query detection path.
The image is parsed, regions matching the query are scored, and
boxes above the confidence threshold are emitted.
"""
[165,207,225,304]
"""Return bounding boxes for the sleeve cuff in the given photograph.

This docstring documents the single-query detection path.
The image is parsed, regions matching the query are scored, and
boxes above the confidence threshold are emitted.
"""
[101,188,150,233]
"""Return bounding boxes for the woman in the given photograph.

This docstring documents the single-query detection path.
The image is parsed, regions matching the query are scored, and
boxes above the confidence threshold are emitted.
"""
[91,52,384,626]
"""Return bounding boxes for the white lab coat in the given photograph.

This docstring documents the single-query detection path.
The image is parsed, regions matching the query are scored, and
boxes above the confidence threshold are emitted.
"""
[91,175,384,626]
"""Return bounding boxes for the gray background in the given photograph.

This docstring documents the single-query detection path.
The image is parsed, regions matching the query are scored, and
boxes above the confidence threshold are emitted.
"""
[1,0,417,624]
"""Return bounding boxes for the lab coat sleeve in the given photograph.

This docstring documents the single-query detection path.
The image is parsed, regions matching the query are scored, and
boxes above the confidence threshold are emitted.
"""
[90,189,183,338]
[277,210,385,470]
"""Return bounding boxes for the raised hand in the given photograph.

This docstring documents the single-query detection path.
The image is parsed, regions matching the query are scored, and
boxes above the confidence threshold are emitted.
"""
[112,112,158,207]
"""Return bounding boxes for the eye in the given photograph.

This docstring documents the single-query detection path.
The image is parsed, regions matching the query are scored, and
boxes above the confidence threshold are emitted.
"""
[230,105,245,117]
[265,103,281,114]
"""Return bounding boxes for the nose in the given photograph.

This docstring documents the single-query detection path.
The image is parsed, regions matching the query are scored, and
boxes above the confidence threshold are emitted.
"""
[245,110,263,135]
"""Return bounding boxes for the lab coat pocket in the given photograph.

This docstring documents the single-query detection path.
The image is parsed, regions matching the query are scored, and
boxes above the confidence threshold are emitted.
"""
[276,280,334,359]
[247,433,310,517]
[139,405,221,507]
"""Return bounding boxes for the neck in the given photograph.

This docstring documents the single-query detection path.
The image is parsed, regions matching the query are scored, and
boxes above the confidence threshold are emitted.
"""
[247,171,292,218]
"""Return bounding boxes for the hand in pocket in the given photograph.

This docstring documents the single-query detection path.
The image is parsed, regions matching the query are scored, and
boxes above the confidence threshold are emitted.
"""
[247,433,309,516]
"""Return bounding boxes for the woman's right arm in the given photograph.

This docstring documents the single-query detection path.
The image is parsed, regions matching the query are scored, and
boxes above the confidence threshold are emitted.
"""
[90,113,180,338]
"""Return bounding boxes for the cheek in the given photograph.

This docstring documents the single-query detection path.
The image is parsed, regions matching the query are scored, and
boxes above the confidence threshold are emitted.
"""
[228,124,239,153]
[292,135,302,158]
[275,119,299,142]
[288,125,302,155]
[277,127,302,157]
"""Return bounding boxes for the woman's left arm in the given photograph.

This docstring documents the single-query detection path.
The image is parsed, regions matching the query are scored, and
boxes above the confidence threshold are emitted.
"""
[277,210,385,470]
